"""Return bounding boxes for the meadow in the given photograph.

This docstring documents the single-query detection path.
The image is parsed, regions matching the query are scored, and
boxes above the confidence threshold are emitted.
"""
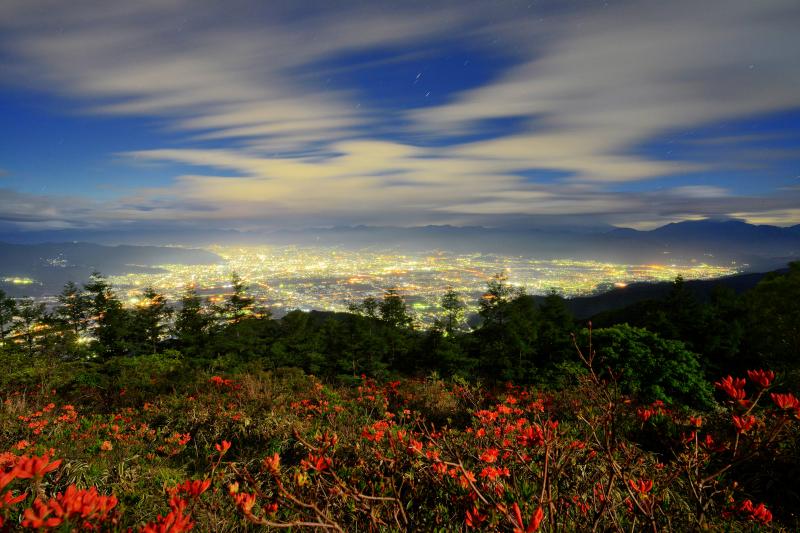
[1,348,797,531]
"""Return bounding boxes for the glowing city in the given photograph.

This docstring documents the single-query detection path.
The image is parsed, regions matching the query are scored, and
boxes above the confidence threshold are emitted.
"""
[98,246,739,324]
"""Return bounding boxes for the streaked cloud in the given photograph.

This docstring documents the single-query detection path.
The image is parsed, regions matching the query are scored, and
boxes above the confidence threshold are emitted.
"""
[0,0,798,230]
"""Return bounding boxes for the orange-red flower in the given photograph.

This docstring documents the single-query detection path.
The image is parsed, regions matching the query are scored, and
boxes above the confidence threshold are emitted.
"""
[732,499,773,525]
[511,503,545,533]
[628,478,654,494]
[232,492,257,515]
[746,369,775,388]
[13,454,62,480]
[516,425,544,447]
[1,489,27,507]
[688,416,703,428]
[301,453,332,472]
[21,485,117,529]
[140,497,194,533]
[262,453,281,475]
[21,500,63,529]
[214,440,231,455]
[714,376,746,401]
[466,507,487,528]
[172,479,211,499]
[771,392,800,410]
[637,408,655,422]
[479,448,499,463]
[732,415,757,434]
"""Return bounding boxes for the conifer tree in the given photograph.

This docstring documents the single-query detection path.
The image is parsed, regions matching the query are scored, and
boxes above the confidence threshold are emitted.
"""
[12,299,46,358]
[379,288,413,329]
[224,273,254,322]
[84,272,130,357]
[132,287,172,354]
[55,281,91,337]
[0,289,16,344]
[174,285,211,355]
[440,286,465,335]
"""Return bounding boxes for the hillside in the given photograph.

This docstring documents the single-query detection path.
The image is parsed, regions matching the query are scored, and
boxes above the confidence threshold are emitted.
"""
[560,270,774,319]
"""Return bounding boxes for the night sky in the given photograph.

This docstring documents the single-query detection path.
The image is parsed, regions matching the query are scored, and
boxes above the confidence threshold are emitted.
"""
[1,0,799,233]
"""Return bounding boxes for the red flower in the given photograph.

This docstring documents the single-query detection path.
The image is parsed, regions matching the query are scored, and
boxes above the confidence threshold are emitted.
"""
[13,454,62,480]
[688,416,703,428]
[301,453,332,472]
[771,392,800,410]
[0,470,16,492]
[172,479,211,499]
[732,415,757,434]
[140,498,194,533]
[22,500,63,529]
[637,407,654,422]
[232,492,257,515]
[749,502,772,524]
[21,485,118,529]
[458,470,477,489]
[1,489,27,507]
[479,466,510,481]
[214,440,231,455]
[511,503,545,533]
[262,453,281,475]
[466,507,487,528]
[517,425,544,447]
[407,439,423,455]
[628,479,654,494]
[746,369,775,388]
[479,448,499,463]
[714,376,746,401]
[731,499,772,525]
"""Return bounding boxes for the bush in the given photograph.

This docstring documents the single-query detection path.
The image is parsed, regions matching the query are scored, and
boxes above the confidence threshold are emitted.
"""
[583,324,714,408]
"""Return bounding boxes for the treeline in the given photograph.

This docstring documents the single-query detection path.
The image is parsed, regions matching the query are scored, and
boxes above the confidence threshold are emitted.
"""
[1,263,798,408]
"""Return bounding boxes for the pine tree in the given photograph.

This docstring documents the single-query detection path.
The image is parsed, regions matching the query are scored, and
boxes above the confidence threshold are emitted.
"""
[174,285,211,356]
[84,272,130,357]
[13,299,47,357]
[379,288,413,329]
[224,273,254,323]
[55,281,92,337]
[132,287,172,354]
[0,289,17,344]
[478,273,517,328]
[440,286,465,335]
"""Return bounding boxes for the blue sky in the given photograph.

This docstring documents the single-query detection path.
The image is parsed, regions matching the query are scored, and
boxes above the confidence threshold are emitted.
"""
[0,0,799,232]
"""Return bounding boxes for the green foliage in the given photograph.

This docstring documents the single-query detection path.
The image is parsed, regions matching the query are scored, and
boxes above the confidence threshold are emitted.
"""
[379,288,413,329]
[130,287,173,355]
[173,285,212,357]
[744,262,800,372]
[4,263,800,417]
[55,281,92,337]
[222,272,255,322]
[0,288,18,342]
[12,299,47,357]
[439,286,465,334]
[104,350,189,398]
[585,324,714,408]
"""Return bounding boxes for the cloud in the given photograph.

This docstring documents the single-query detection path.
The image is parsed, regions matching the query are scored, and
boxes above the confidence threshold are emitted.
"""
[0,0,798,230]
[413,0,800,182]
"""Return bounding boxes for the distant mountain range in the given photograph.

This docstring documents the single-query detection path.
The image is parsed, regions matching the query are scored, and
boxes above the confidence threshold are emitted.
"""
[0,242,221,297]
[264,220,800,269]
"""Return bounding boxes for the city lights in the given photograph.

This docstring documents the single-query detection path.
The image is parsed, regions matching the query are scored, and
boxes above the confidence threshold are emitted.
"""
[102,246,739,324]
